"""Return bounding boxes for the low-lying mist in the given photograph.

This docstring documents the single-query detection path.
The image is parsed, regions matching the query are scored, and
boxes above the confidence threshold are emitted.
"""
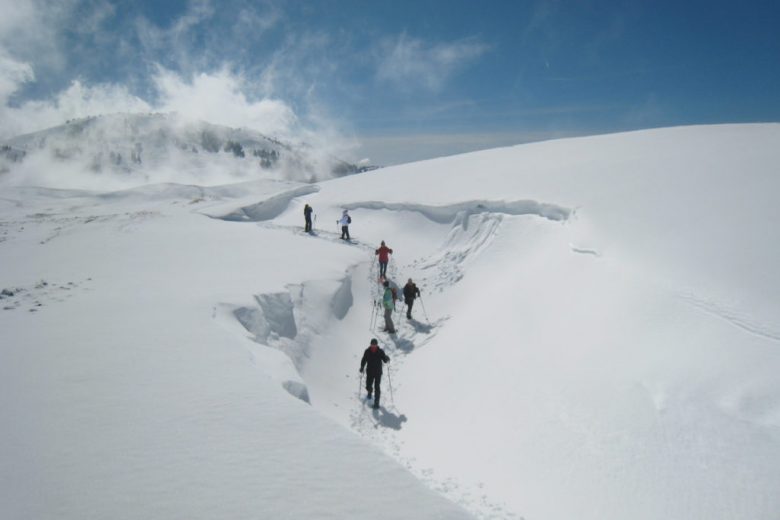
[0,113,362,191]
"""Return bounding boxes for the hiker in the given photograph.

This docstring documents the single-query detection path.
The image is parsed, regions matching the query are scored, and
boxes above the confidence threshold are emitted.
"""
[382,280,396,333]
[303,204,313,232]
[338,210,351,240]
[359,338,390,409]
[375,241,393,278]
[403,278,421,319]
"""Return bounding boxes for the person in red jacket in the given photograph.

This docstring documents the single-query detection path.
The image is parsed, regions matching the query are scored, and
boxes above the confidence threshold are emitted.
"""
[375,240,393,278]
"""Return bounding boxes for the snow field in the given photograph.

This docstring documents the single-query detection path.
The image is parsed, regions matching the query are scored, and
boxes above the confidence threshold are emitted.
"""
[0,183,473,519]
[2,124,780,520]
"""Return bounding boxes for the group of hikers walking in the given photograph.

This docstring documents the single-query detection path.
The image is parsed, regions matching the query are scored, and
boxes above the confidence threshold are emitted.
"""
[378,278,421,333]
[302,204,423,410]
[368,241,421,408]
[375,240,421,331]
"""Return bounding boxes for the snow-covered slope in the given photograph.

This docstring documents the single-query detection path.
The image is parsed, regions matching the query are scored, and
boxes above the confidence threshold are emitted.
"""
[1,124,779,520]
[0,113,363,188]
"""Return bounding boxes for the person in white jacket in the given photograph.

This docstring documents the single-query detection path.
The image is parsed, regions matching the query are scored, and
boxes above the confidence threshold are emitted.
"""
[338,210,351,240]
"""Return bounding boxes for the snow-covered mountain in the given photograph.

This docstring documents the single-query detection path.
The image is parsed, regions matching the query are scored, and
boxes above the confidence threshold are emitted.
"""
[1,123,779,520]
[0,113,367,187]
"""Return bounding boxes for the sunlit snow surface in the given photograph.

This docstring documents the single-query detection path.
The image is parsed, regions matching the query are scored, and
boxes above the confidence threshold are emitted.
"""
[2,124,779,520]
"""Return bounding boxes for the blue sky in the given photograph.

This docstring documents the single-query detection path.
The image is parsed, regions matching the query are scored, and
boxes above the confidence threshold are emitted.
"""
[1,0,778,164]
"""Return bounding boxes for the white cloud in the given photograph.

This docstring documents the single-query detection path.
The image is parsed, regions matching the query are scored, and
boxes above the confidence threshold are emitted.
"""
[0,0,350,167]
[0,0,313,142]
[0,65,307,141]
[134,0,281,78]
[0,51,34,103]
[170,0,214,37]
[0,0,83,75]
[0,0,37,37]
[0,0,149,138]
[133,0,214,50]
[376,34,489,92]
[153,67,298,138]
[254,31,337,100]
[234,3,283,40]
[0,80,151,139]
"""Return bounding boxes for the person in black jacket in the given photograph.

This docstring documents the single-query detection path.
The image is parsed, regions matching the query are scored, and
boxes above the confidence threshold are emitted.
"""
[303,204,313,232]
[402,278,421,319]
[359,338,390,409]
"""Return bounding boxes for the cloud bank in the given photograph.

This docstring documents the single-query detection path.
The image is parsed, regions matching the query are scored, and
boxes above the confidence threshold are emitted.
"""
[0,0,499,177]
[0,0,332,142]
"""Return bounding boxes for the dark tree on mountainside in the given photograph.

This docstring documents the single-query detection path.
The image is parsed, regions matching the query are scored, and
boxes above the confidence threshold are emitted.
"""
[224,141,245,158]
[200,130,221,153]
[253,148,279,168]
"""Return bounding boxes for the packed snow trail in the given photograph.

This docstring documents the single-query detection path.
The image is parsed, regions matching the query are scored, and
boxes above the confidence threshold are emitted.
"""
[295,224,520,519]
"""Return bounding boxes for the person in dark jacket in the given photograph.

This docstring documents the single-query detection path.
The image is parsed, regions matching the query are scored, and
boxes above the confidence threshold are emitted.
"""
[403,278,421,319]
[375,240,393,278]
[360,338,390,409]
[303,204,313,232]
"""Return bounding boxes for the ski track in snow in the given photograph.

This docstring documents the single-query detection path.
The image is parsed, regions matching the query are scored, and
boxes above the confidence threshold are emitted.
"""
[264,222,376,251]
[411,212,503,292]
[677,292,780,344]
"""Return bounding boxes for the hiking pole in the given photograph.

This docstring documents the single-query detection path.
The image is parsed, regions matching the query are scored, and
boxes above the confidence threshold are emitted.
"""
[372,300,380,330]
[419,294,430,324]
[369,298,377,331]
[386,365,396,408]
[369,249,378,283]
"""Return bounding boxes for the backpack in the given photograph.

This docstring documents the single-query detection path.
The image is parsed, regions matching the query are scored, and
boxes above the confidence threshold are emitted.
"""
[347,215,352,224]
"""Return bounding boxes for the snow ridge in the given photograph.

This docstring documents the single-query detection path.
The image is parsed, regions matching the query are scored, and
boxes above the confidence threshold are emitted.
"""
[343,199,571,223]
[213,185,320,221]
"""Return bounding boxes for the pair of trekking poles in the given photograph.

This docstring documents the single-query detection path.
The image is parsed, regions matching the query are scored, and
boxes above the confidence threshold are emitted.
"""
[358,366,395,407]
